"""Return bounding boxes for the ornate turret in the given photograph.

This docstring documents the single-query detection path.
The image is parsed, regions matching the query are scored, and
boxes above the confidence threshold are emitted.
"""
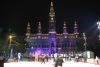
[37,22,42,34]
[74,21,79,38]
[63,21,68,38]
[63,21,68,34]
[26,22,31,39]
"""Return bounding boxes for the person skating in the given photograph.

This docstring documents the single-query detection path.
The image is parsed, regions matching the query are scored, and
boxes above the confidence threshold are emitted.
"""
[55,56,59,67]
[41,55,45,64]
[69,56,71,61]
[55,56,64,67]
[96,56,99,64]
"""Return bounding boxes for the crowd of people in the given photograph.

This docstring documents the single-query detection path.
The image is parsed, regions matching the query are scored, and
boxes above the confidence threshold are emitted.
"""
[38,54,74,67]
[38,54,83,67]
[37,54,64,67]
[1,53,99,67]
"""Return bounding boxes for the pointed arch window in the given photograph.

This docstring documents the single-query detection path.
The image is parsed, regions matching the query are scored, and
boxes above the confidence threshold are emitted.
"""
[51,41,54,47]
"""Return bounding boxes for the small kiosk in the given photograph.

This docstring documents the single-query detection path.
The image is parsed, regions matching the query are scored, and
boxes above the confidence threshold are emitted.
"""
[83,51,94,59]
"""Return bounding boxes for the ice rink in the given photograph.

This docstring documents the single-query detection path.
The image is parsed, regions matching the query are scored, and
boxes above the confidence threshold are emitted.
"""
[4,61,100,67]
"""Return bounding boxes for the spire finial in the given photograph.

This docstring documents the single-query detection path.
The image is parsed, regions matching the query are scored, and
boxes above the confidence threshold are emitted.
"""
[63,21,68,34]
[27,22,30,31]
[64,21,66,25]
[75,21,76,23]
[64,21,65,24]
[38,21,42,34]
[28,22,30,26]
[74,21,79,36]
[49,2,55,17]
[39,21,40,25]
[26,22,31,38]
[74,21,77,28]
[51,2,53,6]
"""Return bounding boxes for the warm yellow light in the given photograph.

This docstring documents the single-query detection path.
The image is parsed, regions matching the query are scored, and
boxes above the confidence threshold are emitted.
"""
[9,36,12,39]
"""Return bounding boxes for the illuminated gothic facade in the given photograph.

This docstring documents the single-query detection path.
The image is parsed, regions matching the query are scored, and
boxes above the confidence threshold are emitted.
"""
[25,2,79,54]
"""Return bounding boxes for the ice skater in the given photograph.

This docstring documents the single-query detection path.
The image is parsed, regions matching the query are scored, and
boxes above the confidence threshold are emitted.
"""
[41,55,45,64]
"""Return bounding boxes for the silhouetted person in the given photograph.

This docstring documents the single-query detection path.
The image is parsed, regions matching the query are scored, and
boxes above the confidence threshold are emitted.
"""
[55,56,63,67]
[45,55,48,62]
[69,56,71,61]
[0,57,5,67]
[41,56,45,64]
[96,56,99,64]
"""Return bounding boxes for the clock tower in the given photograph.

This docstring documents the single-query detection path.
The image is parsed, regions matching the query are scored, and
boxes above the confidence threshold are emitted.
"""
[49,2,57,53]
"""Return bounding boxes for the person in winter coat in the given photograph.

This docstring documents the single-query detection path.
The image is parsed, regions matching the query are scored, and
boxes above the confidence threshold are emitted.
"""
[41,55,45,64]
[55,56,63,67]
[0,57,5,67]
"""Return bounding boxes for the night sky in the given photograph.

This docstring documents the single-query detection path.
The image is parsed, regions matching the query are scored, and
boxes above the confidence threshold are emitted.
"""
[0,0,100,36]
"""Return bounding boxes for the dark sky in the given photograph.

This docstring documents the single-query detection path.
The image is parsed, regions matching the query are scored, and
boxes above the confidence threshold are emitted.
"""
[0,0,100,36]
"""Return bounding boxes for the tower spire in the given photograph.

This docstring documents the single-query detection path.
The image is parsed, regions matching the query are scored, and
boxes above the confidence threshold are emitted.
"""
[49,2,55,17]
[74,21,79,38]
[49,2,57,53]
[49,2,56,33]
[63,21,68,34]
[38,22,42,34]
[26,22,31,38]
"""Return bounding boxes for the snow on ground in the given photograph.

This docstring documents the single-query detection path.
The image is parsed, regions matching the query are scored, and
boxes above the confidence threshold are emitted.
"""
[4,61,100,67]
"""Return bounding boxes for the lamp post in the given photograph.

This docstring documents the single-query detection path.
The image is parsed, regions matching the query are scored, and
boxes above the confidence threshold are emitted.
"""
[9,35,13,58]
[83,33,87,52]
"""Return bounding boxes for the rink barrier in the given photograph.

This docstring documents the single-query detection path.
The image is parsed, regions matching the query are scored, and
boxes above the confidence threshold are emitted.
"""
[7,58,14,62]
[79,58,100,65]
[79,58,85,62]
[94,59,100,65]
[81,58,84,62]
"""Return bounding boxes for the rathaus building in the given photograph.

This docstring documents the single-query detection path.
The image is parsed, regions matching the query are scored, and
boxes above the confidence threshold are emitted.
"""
[25,2,79,55]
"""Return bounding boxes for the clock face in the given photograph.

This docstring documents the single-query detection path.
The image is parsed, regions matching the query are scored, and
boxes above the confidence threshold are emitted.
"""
[51,18,53,20]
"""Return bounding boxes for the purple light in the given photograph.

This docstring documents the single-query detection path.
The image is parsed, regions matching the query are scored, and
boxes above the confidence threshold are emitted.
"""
[49,32,56,33]
[48,48,51,52]
[36,48,42,54]
[37,50,41,54]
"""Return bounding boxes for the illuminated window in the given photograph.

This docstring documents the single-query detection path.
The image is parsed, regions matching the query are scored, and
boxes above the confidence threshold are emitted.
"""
[42,37,44,39]
[65,36,67,38]
[35,37,37,39]
[38,36,41,38]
